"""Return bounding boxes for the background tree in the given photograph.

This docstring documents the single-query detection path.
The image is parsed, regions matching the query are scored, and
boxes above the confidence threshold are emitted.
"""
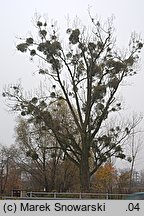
[117,169,131,193]
[126,115,143,192]
[15,116,63,191]
[0,144,21,195]
[3,14,143,192]
[91,162,117,193]
[56,159,80,192]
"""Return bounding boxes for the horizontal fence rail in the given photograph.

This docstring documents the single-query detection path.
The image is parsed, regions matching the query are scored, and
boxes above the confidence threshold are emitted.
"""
[1,192,130,200]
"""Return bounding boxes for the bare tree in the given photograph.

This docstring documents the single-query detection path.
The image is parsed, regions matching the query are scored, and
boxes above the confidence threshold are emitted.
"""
[0,144,19,195]
[126,115,143,192]
[15,116,63,191]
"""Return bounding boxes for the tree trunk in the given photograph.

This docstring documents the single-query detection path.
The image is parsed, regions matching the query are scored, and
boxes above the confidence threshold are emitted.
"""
[129,157,135,193]
[80,142,90,192]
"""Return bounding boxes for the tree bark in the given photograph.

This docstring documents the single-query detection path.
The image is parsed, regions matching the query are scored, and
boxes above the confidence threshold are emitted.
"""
[80,139,90,192]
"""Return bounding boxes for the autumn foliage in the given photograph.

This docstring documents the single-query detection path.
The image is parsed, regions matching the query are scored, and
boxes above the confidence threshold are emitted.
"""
[91,162,117,193]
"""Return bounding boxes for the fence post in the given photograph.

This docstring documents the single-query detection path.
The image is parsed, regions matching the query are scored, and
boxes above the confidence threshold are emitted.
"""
[106,193,108,200]
[30,191,33,198]
[54,192,57,199]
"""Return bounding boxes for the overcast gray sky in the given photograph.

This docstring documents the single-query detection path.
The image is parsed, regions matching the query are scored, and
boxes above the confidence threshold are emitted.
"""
[0,0,144,169]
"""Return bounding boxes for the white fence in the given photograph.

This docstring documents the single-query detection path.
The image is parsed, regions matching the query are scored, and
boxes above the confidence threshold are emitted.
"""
[1,191,130,200]
[25,192,128,200]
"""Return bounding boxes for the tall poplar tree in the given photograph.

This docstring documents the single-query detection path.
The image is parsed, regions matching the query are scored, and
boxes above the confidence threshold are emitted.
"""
[3,15,143,192]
